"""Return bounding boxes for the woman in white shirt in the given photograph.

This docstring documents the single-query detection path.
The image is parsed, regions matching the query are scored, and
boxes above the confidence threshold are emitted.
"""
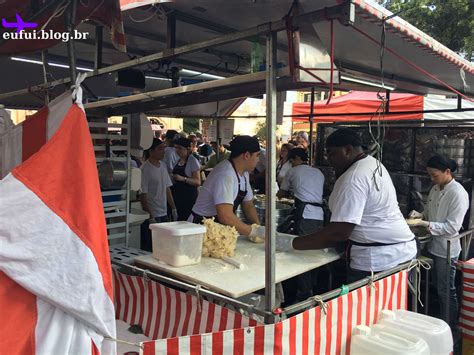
[276,143,293,187]
[409,155,469,327]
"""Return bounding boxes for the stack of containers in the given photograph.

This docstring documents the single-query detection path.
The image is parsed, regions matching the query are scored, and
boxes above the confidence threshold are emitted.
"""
[377,310,452,355]
[351,310,453,355]
[459,258,474,354]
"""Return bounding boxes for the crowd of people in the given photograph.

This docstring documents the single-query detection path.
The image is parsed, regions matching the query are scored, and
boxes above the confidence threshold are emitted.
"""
[136,127,469,324]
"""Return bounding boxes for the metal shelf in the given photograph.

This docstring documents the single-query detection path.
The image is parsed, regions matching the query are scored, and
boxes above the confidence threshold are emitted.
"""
[89,117,131,246]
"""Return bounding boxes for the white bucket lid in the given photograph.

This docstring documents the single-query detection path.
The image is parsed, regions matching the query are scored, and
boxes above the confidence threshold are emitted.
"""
[149,221,206,236]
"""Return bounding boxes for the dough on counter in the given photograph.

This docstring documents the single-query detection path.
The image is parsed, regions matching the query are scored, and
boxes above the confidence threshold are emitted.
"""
[406,218,422,226]
[248,224,264,244]
[202,218,239,258]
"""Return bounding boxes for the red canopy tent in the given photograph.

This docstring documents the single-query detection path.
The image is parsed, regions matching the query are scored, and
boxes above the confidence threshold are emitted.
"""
[291,91,424,128]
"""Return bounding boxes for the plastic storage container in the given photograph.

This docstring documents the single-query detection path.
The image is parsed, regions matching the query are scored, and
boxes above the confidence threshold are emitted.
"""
[378,309,453,355]
[350,324,429,355]
[149,221,206,267]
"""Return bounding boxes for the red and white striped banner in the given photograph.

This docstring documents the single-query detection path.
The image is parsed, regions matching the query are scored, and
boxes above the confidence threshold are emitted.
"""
[113,269,260,341]
[139,270,408,355]
[459,259,474,339]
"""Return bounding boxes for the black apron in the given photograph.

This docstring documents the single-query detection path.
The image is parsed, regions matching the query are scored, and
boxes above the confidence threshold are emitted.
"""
[293,197,324,232]
[191,159,247,224]
[339,153,415,263]
[172,159,198,221]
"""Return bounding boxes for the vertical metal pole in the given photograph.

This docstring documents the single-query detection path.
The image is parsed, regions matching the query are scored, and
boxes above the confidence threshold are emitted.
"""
[411,268,418,313]
[166,13,177,49]
[264,31,278,323]
[424,266,430,315]
[457,95,462,110]
[125,116,131,247]
[385,89,391,113]
[94,26,103,71]
[308,87,315,166]
[65,0,77,84]
[41,50,50,104]
[446,240,451,324]
[216,102,221,161]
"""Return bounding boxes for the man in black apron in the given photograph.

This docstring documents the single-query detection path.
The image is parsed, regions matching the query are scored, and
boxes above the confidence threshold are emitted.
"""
[274,129,417,283]
[188,135,266,241]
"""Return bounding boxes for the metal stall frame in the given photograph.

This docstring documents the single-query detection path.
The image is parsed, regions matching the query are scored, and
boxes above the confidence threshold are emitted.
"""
[445,229,474,323]
[276,259,421,317]
[76,2,352,322]
[2,0,456,323]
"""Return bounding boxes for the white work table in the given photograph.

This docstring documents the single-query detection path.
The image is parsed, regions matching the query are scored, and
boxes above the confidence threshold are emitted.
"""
[134,237,340,298]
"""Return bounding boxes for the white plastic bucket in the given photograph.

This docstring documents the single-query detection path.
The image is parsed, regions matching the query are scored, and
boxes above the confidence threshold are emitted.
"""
[350,324,430,355]
[150,221,206,267]
[378,309,453,355]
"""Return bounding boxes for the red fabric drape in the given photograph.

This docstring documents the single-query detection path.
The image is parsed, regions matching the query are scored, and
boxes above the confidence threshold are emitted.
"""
[292,91,424,123]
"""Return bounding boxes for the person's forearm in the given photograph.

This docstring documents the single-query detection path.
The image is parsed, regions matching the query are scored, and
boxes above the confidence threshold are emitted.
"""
[185,177,200,187]
[242,203,260,225]
[276,189,289,199]
[166,188,176,209]
[293,224,351,250]
[218,212,252,236]
[293,233,341,250]
[140,194,151,215]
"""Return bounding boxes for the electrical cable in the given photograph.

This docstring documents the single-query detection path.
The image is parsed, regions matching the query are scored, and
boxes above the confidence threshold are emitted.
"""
[128,5,160,23]
[40,0,69,31]
[352,25,474,102]
[326,19,335,105]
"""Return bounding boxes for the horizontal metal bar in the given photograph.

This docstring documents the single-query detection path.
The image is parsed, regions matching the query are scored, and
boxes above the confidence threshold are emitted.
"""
[282,260,415,316]
[106,222,127,229]
[0,3,346,101]
[112,261,274,319]
[101,190,126,196]
[88,122,128,128]
[93,145,128,151]
[289,107,474,118]
[84,70,269,111]
[101,190,127,196]
[104,211,126,218]
[90,133,129,140]
[95,157,128,163]
[103,201,126,208]
[445,229,474,242]
[388,171,472,181]
[108,233,127,241]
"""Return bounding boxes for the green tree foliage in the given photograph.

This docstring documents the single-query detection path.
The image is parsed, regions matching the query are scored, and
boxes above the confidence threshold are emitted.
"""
[381,0,473,60]
[183,118,200,134]
[255,120,267,140]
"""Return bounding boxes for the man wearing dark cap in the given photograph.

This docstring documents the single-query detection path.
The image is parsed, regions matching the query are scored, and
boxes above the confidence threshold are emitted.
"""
[189,135,266,241]
[276,128,416,282]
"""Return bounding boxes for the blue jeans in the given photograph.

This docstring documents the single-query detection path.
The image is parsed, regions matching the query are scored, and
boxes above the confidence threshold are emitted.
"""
[431,254,458,327]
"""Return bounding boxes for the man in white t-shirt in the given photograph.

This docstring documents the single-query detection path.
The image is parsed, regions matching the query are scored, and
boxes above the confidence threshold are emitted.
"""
[276,129,417,282]
[140,138,178,250]
[277,148,325,235]
[189,135,266,241]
